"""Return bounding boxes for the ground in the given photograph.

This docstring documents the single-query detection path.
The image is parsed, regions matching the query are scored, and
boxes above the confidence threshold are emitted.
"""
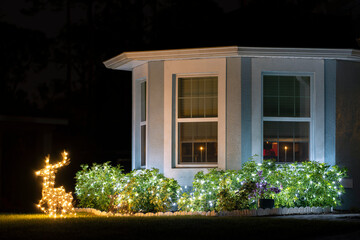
[0,213,359,240]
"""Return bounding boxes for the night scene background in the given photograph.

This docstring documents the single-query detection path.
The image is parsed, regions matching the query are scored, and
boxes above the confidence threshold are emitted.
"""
[0,0,359,213]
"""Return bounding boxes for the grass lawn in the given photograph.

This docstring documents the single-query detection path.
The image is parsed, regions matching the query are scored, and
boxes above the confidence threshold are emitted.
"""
[1,213,359,240]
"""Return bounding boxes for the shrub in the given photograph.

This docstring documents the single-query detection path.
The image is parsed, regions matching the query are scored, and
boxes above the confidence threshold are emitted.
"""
[216,180,258,211]
[178,169,242,212]
[272,161,347,208]
[178,159,347,211]
[117,168,181,213]
[75,162,127,212]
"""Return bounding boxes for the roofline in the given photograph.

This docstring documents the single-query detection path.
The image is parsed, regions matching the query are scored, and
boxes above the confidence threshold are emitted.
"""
[103,46,360,71]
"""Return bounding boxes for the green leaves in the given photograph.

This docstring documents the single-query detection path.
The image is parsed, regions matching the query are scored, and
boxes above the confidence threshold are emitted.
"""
[273,161,348,208]
[117,168,181,214]
[75,165,181,213]
[178,159,347,211]
[75,159,347,213]
[75,162,126,212]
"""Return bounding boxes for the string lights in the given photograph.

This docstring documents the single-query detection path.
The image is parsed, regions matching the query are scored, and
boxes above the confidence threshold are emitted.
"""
[35,151,75,218]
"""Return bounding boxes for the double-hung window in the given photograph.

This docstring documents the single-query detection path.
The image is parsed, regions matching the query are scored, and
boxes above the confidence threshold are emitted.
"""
[176,76,218,166]
[263,74,311,162]
[140,81,146,167]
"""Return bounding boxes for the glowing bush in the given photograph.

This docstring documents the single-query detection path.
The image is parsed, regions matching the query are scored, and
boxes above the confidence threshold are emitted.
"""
[75,166,181,213]
[272,161,347,208]
[178,169,242,212]
[117,168,181,213]
[178,160,347,211]
[75,162,127,212]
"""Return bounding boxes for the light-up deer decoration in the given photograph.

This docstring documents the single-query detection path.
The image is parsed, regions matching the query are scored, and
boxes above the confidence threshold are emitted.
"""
[35,151,75,217]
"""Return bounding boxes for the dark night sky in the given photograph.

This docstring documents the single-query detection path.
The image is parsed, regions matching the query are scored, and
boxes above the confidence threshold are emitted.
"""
[0,0,359,212]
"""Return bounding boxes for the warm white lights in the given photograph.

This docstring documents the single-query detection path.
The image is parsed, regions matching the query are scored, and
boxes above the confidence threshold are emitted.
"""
[35,151,75,218]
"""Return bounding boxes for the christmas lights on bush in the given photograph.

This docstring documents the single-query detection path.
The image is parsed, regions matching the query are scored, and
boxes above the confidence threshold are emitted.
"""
[35,151,75,218]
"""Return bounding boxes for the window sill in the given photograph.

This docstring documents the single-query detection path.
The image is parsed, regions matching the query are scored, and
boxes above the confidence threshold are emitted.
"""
[174,164,218,168]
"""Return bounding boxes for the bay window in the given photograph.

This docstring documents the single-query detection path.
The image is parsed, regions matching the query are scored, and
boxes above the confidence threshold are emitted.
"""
[177,76,218,166]
[263,75,311,162]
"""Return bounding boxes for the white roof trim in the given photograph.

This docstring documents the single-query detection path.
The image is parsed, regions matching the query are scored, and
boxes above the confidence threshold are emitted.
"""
[103,46,360,71]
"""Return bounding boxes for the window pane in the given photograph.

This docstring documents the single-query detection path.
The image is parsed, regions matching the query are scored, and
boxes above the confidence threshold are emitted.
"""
[295,97,310,117]
[279,76,295,97]
[178,77,218,118]
[294,122,309,162]
[263,96,278,117]
[263,121,309,162]
[180,143,192,163]
[194,143,207,162]
[204,97,218,117]
[295,76,310,97]
[204,77,218,97]
[178,78,191,97]
[263,75,310,117]
[141,125,146,166]
[178,122,217,164]
[279,142,293,162]
[279,97,294,116]
[192,77,204,97]
[263,75,278,96]
[141,82,146,122]
[178,98,191,118]
[206,142,218,162]
[192,97,204,118]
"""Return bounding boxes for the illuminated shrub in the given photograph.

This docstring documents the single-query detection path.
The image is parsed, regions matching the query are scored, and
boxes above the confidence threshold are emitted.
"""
[76,160,347,213]
[272,161,347,208]
[117,168,181,213]
[178,169,242,212]
[75,162,127,212]
[75,166,181,213]
[178,160,347,211]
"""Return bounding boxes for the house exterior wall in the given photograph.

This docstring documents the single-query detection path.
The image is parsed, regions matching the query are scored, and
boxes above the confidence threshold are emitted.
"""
[336,60,360,209]
[147,61,165,172]
[226,57,242,170]
[324,60,337,166]
[241,57,252,163]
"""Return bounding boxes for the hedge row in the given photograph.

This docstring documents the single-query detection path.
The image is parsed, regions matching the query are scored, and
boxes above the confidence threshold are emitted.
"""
[75,160,347,213]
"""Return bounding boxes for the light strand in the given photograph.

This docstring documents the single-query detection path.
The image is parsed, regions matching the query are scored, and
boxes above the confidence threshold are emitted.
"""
[35,151,75,218]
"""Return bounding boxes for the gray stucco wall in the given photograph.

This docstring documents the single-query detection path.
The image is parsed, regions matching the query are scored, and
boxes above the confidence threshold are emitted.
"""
[241,57,252,163]
[147,61,164,172]
[226,57,242,169]
[336,60,360,210]
[324,60,337,166]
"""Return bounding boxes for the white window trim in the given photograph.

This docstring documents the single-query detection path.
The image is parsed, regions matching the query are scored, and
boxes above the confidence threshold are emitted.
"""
[138,78,147,168]
[261,72,315,162]
[175,73,219,168]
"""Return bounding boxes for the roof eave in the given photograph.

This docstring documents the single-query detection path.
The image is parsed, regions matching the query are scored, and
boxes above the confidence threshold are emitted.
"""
[103,46,360,71]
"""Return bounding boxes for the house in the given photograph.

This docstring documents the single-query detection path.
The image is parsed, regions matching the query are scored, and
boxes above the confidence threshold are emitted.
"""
[104,46,360,209]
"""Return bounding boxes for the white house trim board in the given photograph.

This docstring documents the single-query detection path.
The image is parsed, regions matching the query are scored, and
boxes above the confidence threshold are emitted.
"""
[103,46,360,71]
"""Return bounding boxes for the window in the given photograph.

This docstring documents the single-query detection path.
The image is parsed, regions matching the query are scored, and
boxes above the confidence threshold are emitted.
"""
[263,75,311,162]
[177,76,218,165]
[140,81,146,167]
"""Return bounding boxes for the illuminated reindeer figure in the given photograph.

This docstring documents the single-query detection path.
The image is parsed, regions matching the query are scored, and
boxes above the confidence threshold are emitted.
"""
[35,151,75,217]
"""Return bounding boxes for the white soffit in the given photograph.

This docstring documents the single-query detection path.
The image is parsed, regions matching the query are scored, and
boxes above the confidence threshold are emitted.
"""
[103,46,360,71]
